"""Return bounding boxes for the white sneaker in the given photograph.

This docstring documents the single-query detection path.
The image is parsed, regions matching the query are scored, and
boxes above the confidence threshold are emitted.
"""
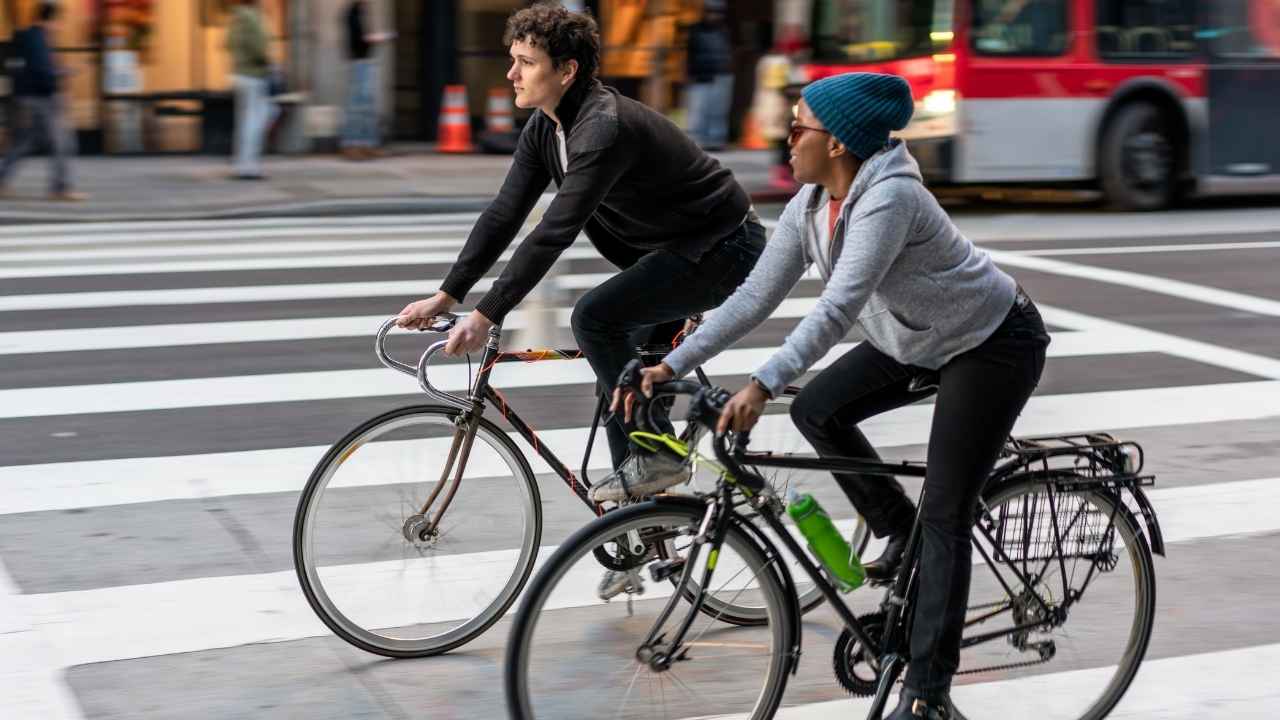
[588,451,691,503]
[597,568,645,601]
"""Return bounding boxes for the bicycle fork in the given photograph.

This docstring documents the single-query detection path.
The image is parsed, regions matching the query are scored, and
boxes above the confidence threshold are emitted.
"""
[634,493,727,671]
[403,411,483,543]
[404,326,501,543]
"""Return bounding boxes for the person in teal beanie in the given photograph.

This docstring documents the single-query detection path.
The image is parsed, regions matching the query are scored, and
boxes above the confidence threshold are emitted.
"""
[617,71,1051,719]
[800,71,915,160]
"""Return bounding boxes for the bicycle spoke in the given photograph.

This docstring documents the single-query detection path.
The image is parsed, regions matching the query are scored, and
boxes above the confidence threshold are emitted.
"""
[666,668,710,707]
[611,663,646,720]
[686,557,776,647]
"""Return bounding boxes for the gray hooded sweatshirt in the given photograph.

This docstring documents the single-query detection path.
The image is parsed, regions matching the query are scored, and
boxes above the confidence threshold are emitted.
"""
[664,140,1017,396]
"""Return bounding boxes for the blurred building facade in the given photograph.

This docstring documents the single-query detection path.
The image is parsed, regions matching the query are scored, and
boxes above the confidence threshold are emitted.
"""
[0,0,292,154]
[0,0,790,155]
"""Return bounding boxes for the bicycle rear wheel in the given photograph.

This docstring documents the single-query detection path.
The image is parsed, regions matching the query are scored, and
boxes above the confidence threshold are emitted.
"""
[686,388,869,624]
[956,478,1157,720]
[293,405,541,657]
[505,498,793,720]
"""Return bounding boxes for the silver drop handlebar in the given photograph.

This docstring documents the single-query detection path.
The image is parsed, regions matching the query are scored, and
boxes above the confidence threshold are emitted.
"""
[374,314,474,411]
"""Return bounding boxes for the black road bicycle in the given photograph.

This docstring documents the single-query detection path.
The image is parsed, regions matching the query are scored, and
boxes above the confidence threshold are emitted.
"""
[292,316,869,658]
[504,366,1165,720]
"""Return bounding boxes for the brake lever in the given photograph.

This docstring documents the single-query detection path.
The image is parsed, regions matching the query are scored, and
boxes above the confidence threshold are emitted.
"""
[423,312,459,333]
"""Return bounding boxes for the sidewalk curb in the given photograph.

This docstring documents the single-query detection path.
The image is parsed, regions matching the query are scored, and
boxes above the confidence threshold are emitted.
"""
[0,189,792,225]
[0,196,495,225]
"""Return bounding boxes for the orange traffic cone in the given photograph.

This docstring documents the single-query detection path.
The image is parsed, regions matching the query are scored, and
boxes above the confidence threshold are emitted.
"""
[738,110,769,150]
[437,84,474,153]
[486,87,515,134]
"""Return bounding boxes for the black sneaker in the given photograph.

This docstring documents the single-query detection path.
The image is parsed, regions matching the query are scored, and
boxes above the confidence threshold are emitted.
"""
[886,688,966,720]
[864,531,910,583]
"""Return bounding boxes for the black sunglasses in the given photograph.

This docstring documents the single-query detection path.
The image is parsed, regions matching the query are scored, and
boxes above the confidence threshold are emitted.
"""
[789,122,830,145]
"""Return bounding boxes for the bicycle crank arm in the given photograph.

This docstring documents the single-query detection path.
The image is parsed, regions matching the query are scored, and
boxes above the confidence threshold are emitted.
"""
[867,653,904,720]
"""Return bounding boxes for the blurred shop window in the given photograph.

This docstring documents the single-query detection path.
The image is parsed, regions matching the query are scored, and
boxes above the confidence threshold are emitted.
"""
[1207,0,1280,59]
[971,0,1069,56]
[1095,0,1196,59]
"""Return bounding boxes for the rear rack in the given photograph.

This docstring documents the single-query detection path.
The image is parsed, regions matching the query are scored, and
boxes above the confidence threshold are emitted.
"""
[1001,432,1146,480]
[994,431,1164,557]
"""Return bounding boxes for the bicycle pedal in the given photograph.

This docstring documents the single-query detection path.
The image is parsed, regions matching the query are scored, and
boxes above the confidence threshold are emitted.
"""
[648,558,686,583]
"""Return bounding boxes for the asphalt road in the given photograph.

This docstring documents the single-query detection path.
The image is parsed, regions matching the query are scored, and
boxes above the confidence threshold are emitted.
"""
[1,203,1278,719]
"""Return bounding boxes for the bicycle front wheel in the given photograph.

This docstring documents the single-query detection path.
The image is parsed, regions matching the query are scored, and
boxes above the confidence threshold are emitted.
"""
[505,497,794,720]
[956,479,1157,720]
[294,405,541,658]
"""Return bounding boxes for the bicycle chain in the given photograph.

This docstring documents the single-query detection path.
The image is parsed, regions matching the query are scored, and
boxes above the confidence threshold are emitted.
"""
[834,603,1052,694]
[954,653,1053,677]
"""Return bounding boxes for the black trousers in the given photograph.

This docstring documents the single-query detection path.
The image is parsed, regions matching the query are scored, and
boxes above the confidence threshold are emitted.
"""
[571,219,766,467]
[790,292,1050,692]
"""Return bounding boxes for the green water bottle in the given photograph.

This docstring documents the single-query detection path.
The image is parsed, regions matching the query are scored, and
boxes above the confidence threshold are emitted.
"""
[786,491,865,592]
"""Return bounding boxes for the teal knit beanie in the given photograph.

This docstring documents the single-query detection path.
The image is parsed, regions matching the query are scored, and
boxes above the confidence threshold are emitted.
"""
[801,73,914,160]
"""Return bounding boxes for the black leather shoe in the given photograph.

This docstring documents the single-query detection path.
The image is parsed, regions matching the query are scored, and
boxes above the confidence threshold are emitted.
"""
[885,687,963,720]
[864,532,909,582]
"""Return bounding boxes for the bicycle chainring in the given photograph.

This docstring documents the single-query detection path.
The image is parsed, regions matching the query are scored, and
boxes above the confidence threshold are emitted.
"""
[833,612,887,697]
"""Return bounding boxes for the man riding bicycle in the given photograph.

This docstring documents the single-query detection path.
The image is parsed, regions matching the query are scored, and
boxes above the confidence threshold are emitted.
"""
[611,72,1051,719]
[396,2,764,487]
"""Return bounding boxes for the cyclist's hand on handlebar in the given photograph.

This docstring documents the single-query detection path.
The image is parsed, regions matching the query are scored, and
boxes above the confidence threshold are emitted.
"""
[444,310,494,356]
[716,383,768,435]
[610,362,675,423]
[396,292,457,330]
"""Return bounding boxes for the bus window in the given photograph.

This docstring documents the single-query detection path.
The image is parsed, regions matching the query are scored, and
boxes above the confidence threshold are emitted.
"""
[1095,0,1197,60]
[1206,0,1280,59]
[811,0,953,63]
[971,0,1069,56]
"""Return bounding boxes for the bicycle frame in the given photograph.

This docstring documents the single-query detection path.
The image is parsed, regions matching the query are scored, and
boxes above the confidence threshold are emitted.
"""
[378,319,714,526]
[735,454,921,713]
[647,417,1156,719]
[460,332,603,514]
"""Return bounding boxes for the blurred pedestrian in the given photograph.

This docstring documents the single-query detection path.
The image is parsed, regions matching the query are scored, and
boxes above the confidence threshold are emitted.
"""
[0,1,87,201]
[340,0,394,160]
[684,1,733,150]
[226,0,274,180]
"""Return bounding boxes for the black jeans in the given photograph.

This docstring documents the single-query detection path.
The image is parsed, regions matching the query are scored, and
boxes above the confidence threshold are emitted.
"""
[791,291,1050,692]
[571,219,766,467]
[788,342,925,539]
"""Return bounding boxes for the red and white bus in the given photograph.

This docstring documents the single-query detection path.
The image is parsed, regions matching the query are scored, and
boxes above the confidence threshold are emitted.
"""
[799,0,1280,209]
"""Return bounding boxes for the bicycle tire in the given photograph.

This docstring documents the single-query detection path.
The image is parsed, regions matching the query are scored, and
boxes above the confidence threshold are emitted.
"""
[293,404,541,658]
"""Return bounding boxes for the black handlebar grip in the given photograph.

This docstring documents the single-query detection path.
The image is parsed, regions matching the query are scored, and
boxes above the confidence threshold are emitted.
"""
[616,358,645,391]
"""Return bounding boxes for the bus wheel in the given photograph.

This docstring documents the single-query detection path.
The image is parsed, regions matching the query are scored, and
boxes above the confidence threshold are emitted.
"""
[1100,102,1178,211]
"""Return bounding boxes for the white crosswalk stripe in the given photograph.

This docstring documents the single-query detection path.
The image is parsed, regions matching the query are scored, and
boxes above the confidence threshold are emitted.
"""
[0,477,1272,670]
[1,213,1274,719]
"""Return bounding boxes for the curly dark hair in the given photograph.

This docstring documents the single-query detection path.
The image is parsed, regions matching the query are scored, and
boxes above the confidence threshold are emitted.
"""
[504,2,601,85]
